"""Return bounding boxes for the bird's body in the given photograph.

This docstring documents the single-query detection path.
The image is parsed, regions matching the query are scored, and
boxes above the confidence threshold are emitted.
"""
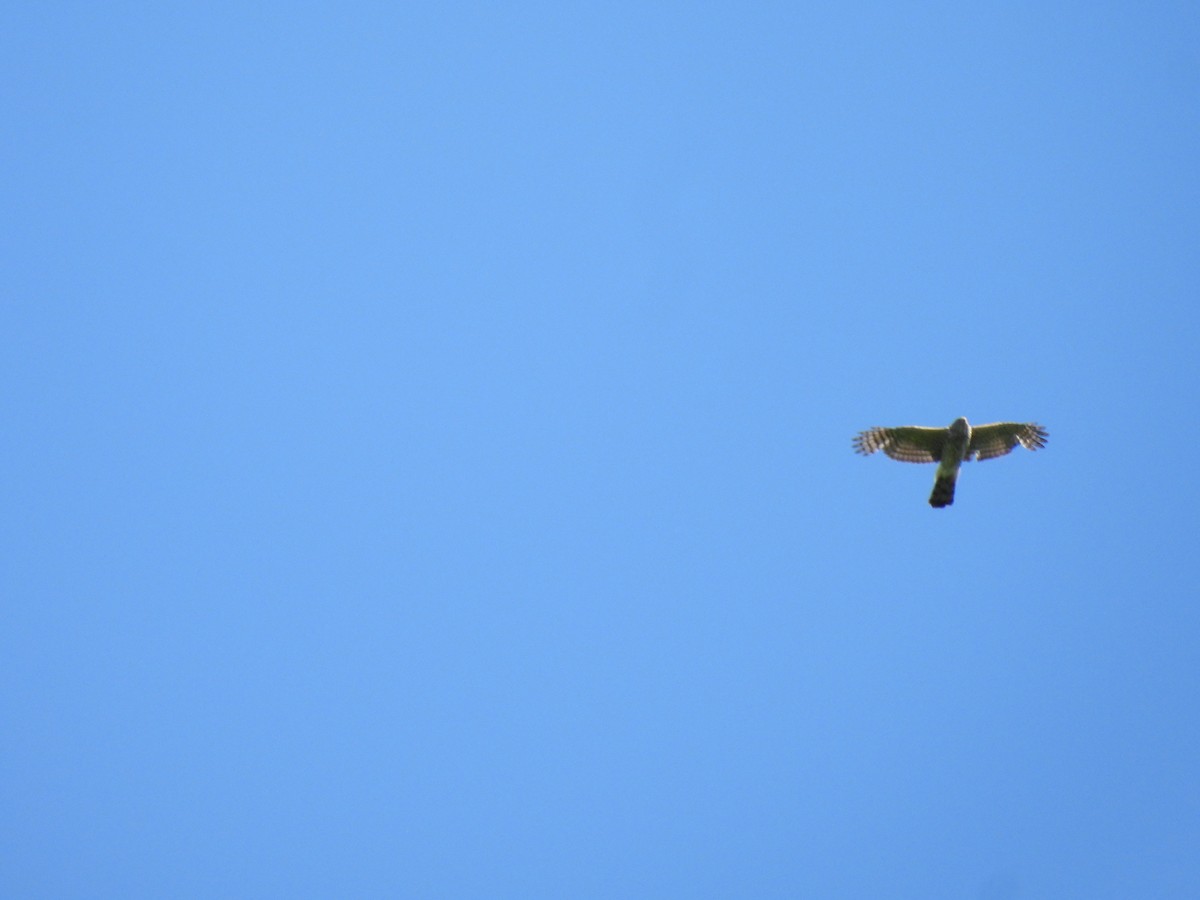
[853,417,1047,508]
[928,417,971,507]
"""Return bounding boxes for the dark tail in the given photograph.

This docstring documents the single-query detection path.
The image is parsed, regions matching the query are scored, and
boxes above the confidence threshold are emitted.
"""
[929,474,956,508]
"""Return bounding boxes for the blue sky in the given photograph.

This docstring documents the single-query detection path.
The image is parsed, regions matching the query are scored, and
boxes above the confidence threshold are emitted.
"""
[4,3,1199,897]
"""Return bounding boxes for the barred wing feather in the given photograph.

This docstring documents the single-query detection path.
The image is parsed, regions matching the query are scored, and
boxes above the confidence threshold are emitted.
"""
[969,422,1049,461]
[852,426,947,463]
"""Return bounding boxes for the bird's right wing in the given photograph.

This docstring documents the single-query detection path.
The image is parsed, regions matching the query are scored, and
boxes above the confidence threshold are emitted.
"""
[853,426,947,463]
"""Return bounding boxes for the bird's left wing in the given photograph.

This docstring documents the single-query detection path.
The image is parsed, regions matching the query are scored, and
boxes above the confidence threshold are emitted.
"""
[853,426,947,463]
[968,422,1049,461]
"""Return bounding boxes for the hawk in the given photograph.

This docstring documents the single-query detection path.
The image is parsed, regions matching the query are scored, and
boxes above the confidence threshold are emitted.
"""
[853,418,1048,508]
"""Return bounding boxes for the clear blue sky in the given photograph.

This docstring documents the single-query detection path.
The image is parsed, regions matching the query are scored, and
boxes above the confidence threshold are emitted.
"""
[4,4,1199,898]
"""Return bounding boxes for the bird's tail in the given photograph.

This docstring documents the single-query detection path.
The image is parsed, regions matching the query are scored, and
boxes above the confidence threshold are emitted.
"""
[929,474,957,508]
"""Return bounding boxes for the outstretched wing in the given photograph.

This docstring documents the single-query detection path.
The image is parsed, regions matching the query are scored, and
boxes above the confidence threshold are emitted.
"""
[968,422,1049,461]
[853,426,947,463]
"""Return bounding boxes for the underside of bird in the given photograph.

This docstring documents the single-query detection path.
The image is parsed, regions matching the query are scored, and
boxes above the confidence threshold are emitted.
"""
[853,418,1048,509]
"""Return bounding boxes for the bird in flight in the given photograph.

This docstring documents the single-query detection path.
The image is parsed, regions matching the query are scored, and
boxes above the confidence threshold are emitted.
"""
[853,418,1048,508]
